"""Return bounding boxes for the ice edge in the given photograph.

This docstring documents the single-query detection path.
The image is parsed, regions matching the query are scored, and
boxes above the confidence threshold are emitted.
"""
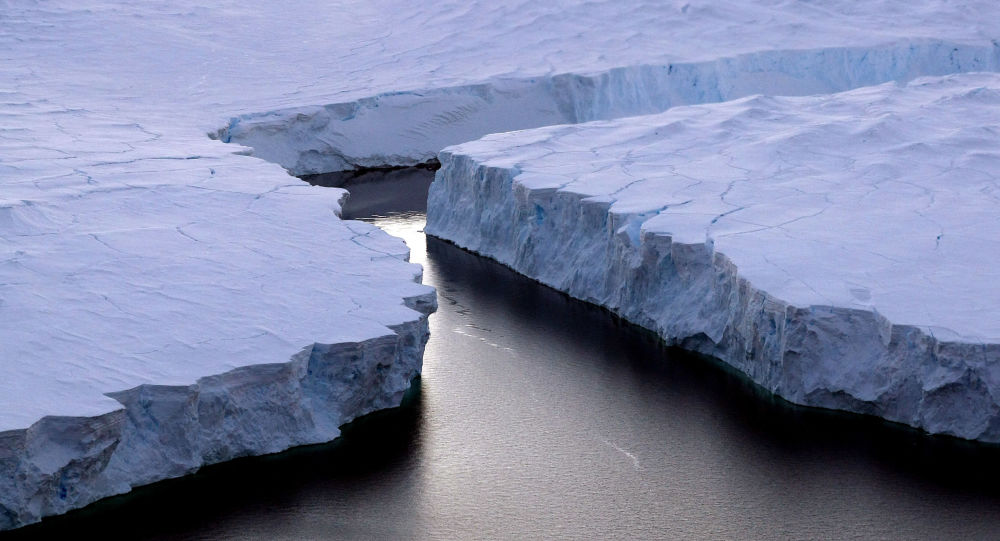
[221,39,1000,175]
[0,290,436,530]
[424,149,1000,444]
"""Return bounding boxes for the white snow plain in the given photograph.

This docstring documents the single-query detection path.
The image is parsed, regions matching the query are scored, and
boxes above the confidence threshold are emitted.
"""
[426,73,1000,442]
[4,0,1000,530]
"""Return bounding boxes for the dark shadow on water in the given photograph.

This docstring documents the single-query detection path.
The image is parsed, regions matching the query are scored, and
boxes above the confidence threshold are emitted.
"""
[301,160,439,189]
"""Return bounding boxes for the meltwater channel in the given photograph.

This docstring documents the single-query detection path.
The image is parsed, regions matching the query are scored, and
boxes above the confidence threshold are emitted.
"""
[11,167,1000,540]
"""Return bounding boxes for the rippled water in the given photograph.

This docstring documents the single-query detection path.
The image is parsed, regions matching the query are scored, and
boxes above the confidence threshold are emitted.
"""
[13,167,1000,540]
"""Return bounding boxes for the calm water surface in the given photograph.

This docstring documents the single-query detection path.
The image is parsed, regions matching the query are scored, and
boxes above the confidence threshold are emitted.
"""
[12,167,1000,540]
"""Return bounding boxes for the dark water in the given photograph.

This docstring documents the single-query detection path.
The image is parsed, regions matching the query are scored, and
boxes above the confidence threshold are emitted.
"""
[12,168,1000,540]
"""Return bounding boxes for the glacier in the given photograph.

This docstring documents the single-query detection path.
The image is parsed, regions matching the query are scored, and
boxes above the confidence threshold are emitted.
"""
[5,0,1000,530]
[425,73,1000,442]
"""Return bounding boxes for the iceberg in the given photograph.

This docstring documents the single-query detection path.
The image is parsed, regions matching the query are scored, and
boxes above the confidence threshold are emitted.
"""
[0,112,436,528]
[426,73,1000,442]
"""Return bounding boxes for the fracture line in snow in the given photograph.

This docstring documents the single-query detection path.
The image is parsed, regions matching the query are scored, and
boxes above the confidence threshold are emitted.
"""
[602,438,641,471]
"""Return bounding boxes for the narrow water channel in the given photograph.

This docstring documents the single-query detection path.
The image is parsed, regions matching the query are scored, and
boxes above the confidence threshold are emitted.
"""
[12,167,1000,540]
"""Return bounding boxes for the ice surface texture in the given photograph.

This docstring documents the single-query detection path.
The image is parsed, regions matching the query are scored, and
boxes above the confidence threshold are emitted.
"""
[426,73,1000,442]
[5,0,1000,529]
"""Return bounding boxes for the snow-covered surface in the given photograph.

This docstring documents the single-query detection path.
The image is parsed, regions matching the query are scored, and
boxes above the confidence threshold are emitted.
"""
[0,85,437,530]
[426,73,1000,441]
[5,0,1000,529]
[0,134,433,432]
[10,0,994,175]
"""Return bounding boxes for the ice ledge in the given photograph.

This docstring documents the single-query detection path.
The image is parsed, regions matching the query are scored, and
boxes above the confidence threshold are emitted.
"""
[0,301,434,530]
[425,73,1000,442]
[218,39,1000,175]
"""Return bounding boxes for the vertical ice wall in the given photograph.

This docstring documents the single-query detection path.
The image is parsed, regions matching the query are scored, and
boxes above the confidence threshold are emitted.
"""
[0,304,434,530]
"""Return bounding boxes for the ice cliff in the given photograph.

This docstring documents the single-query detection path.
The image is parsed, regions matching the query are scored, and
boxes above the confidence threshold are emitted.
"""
[223,40,1000,176]
[426,73,1000,442]
[0,322,432,530]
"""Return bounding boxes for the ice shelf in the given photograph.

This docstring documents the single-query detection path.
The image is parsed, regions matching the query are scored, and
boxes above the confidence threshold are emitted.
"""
[426,73,1000,442]
[5,0,1000,529]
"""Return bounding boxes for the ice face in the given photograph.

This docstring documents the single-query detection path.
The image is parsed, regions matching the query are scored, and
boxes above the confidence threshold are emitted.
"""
[425,73,1000,442]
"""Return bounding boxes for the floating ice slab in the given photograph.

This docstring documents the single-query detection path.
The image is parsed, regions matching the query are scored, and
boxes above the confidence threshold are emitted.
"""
[426,73,1000,442]
[0,130,433,431]
[0,105,436,528]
